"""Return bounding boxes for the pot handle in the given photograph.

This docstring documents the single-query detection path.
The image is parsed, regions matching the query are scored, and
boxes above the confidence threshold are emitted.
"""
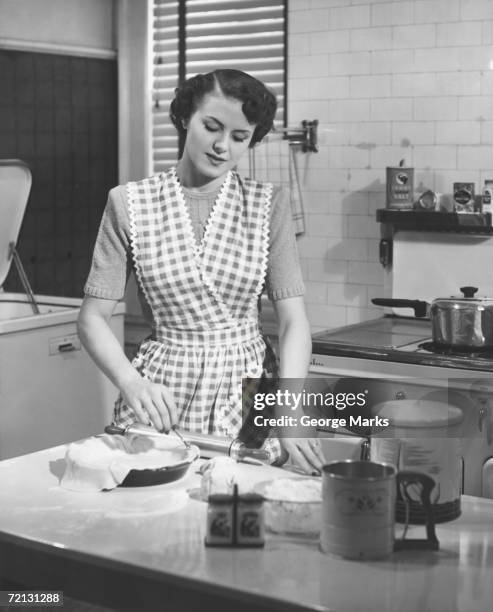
[394,472,439,551]
[372,298,429,318]
[460,286,478,298]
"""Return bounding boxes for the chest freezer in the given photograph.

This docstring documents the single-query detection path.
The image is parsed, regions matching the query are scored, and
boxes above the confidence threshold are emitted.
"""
[0,159,125,460]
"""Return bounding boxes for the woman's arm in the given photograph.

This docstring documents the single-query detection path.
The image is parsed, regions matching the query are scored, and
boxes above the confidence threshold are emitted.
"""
[273,296,325,473]
[77,295,177,431]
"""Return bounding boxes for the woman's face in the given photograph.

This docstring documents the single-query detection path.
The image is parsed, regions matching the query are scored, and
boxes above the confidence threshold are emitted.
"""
[180,89,255,186]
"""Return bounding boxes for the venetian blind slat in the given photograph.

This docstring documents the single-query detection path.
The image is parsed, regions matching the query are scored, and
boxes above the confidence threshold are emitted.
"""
[152,0,286,173]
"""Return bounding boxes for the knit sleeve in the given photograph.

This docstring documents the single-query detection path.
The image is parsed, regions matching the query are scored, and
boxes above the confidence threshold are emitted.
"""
[265,185,305,301]
[83,185,132,300]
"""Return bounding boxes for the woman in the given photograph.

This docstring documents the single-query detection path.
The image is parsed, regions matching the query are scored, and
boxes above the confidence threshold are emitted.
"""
[78,69,323,474]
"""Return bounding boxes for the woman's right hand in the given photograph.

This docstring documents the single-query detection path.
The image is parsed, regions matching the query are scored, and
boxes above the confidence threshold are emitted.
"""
[119,372,178,432]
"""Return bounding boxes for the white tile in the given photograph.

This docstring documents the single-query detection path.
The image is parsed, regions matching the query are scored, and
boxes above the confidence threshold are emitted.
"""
[338,191,370,214]
[435,71,481,96]
[414,0,460,23]
[305,258,347,283]
[329,51,372,76]
[312,0,347,8]
[305,281,329,306]
[329,4,371,30]
[303,190,332,214]
[370,97,413,121]
[289,9,330,33]
[392,24,436,49]
[367,238,382,263]
[413,145,457,170]
[413,48,461,72]
[351,27,392,51]
[349,122,392,146]
[348,261,384,285]
[392,122,436,146]
[458,145,493,170]
[297,236,330,259]
[459,96,493,120]
[289,0,311,11]
[288,77,313,101]
[460,0,493,21]
[370,145,414,168]
[370,49,414,74]
[481,121,493,144]
[435,121,481,145]
[371,1,414,26]
[329,98,371,122]
[289,33,312,57]
[346,306,383,325]
[348,168,386,193]
[415,46,493,72]
[289,54,330,78]
[391,73,436,97]
[368,192,386,216]
[414,97,458,120]
[350,74,391,98]
[327,282,368,307]
[306,213,346,237]
[346,215,381,239]
[311,30,350,54]
[309,76,350,100]
[482,20,493,44]
[481,71,493,95]
[304,167,349,191]
[437,21,482,47]
[289,99,331,125]
[320,124,351,146]
[328,145,370,169]
[305,303,347,329]
[327,236,369,260]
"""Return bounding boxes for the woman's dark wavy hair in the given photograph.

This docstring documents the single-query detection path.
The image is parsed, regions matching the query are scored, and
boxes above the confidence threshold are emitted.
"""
[169,69,278,147]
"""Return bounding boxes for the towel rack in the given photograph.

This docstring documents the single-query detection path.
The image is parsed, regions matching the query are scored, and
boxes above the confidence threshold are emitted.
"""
[273,119,318,153]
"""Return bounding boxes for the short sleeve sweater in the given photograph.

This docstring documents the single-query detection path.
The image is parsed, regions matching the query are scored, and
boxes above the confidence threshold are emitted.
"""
[84,179,305,314]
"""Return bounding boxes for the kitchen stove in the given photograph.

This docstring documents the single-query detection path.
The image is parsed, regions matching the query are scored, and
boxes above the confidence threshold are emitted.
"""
[312,316,493,372]
[308,229,493,499]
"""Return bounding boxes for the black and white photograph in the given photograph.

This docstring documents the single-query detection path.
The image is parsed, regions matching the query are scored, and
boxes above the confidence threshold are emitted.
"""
[0,1,492,611]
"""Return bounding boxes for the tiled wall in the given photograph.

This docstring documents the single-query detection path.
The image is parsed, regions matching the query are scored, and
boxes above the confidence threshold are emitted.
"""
[288,0,493,332]
[0,50,118,297]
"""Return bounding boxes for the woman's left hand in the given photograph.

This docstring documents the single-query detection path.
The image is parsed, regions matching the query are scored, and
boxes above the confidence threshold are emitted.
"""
[279,437,325,476]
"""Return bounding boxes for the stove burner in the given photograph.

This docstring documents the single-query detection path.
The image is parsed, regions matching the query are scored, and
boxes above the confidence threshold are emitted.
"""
[418,341,493,358]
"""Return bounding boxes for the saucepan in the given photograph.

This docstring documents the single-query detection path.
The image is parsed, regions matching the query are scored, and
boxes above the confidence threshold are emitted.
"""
[372,286,493,350]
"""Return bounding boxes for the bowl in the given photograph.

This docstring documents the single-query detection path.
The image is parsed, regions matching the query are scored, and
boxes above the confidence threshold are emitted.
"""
[254,478,322,536]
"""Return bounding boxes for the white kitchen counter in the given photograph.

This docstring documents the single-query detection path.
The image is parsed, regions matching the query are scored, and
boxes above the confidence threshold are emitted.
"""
[0,442,492,612]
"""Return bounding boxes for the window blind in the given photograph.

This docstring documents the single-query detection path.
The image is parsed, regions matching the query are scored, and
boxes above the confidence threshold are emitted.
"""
[152,0,286,172]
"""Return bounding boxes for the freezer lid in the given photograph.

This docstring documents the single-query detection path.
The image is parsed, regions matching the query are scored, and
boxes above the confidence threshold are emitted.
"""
[0,160,32,288]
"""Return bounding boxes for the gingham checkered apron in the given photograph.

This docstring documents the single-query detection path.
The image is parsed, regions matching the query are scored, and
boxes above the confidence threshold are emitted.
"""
[113,167,276,440]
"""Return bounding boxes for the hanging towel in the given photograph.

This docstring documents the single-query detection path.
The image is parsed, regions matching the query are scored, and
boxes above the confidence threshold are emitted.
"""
[236,136,306,236]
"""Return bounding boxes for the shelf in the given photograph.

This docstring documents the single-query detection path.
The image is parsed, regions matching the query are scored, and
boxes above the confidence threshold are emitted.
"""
[376,209,493,234]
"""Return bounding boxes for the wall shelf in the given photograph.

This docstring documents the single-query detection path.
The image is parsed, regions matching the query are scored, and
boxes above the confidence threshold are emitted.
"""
[376,209,493,234]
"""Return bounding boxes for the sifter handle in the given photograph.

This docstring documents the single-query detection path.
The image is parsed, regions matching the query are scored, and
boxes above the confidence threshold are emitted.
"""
[104,424,127,436]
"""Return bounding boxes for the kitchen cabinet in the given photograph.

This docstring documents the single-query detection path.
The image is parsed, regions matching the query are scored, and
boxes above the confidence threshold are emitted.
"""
[1,441,493,612]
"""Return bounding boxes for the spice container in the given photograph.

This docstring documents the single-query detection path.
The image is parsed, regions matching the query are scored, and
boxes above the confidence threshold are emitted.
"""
[453,182,475,213]
[205,493,234,546]
[481,180,493,220]
[386,163,414,209]
[235,493,265,547]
